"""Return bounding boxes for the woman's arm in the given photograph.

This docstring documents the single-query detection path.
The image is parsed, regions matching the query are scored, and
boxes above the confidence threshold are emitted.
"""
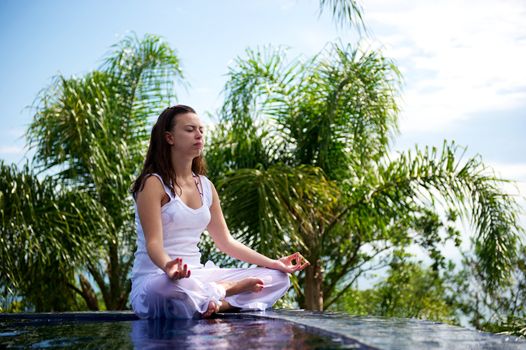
[136,176,190,279]
[207,182,309,273]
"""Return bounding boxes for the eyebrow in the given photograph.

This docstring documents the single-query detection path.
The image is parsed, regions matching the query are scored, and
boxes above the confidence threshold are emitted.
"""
[183,124,204,128]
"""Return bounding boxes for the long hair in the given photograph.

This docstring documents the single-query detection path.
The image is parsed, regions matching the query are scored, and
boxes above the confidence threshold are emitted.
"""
[131,105,207,198]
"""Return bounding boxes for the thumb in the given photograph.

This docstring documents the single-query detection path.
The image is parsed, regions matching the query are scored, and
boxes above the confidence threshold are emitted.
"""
[165,258,179,270]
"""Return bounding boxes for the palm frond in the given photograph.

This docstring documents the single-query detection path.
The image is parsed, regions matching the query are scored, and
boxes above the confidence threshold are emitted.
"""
[350,141,523,287]
[319,0,366,32]
[102,32,185,120]
[217,164,339,258]
[0,161,110,310]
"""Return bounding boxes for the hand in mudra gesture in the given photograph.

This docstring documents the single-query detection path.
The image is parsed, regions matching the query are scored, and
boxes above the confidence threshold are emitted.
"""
[165,258,191,280]
[274,252,310,273]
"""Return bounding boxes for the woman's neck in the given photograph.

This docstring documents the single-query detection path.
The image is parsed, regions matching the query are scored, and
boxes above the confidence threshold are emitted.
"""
[172,155,194,180]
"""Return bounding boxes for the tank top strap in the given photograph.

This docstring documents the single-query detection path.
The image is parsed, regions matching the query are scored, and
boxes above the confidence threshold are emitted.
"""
[147,173,175,199]
[199,175,213,208]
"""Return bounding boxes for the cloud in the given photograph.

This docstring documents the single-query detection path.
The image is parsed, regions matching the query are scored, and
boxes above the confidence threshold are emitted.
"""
[362,0,526,132]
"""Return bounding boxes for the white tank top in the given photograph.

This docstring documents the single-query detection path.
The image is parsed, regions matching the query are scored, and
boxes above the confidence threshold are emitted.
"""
[131,173,213,279]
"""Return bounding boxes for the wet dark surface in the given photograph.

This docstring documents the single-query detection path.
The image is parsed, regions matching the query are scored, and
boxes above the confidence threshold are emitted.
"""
[1,310,526,349]
[0,313,370,349]
[253,310,526,350]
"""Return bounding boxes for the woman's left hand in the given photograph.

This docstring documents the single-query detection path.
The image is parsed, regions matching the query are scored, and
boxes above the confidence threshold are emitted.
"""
[273,252,310,273]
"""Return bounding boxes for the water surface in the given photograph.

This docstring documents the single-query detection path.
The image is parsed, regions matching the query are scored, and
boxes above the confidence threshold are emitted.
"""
[253,310,526,350]
[0,314,370,349]
[2,310,525,349]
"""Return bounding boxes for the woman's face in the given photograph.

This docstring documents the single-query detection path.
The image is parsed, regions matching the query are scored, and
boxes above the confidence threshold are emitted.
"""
[165,112,205,158]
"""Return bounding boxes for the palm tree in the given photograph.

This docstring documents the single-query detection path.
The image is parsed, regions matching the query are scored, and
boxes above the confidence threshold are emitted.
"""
[0,161,107,311]
[0,33,184,311]
[204,44,523,311]
[318,0,365,30]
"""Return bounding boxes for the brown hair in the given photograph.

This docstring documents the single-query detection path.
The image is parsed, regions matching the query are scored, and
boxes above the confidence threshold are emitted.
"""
[131,105,207,198]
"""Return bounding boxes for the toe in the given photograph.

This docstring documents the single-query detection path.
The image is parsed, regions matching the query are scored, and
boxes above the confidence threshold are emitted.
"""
[202,302,215,318]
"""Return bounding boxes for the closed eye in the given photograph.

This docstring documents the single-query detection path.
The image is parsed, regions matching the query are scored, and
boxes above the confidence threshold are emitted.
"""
[185,125,205,133]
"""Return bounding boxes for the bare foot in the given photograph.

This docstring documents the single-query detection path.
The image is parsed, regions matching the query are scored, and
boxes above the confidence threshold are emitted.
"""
[202,300,220,318]
[218,277,264,297]
[218,300,242,313]
[218,300,232,312]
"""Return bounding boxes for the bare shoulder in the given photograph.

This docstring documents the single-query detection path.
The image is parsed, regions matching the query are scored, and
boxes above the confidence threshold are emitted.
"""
[136,175,166,202]
[207,178,219,194]
[205,178,221,206]
[206,177,217,190]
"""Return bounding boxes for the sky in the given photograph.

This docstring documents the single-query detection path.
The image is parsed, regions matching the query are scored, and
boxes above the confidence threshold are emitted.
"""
[1,0,525,262]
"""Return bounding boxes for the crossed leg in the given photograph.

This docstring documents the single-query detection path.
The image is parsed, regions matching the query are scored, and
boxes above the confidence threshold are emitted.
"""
[202,277,264,318]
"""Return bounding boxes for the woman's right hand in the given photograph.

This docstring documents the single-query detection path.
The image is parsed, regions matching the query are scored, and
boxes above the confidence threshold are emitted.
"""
[273,252,310,274]
[164,258,191,280]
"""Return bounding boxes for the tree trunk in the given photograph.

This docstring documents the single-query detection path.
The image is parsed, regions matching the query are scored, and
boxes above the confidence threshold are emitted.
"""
[108,241,121,310]
[304,260,324,311]
[79,274,99,310]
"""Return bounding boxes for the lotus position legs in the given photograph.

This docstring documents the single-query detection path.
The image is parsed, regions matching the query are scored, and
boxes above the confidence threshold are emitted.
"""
[202,277,264,318]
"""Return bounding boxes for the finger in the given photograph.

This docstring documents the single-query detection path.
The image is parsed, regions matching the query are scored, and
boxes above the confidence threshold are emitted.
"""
[293,263,303,271]
[182,263,188,276]
[165,259,178,269]
[174,266,185,279]
[177,258,183,271]
[296,253,310,267]
[286,252,299,264]
[187,269,191,278]
[299,261,310,270]
[294,252,305,264]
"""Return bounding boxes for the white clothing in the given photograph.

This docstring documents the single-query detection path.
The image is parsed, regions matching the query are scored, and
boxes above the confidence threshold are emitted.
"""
[130,173,290,319]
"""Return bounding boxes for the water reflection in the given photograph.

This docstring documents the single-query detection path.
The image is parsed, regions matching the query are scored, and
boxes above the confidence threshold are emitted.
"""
[259,310,526,350]
[1,316,351,349]
[130,317,351,349]
[131,318,232,349]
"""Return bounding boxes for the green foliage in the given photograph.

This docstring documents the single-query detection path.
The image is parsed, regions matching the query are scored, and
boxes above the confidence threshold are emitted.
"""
[204,41,523,311]
[449,245,526,336]
[319,0,365,31]
[1,33,184,311]
[0,161,107,311]
[217,164,340,254]
[362,143,521,287]
[208,43,401,182]
[330,259,459,324]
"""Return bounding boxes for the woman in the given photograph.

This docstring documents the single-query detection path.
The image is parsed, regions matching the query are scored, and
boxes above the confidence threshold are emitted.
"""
[130,105,309,319]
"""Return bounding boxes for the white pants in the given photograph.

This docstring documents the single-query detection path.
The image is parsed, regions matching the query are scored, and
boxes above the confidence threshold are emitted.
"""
[131,261,291,319]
